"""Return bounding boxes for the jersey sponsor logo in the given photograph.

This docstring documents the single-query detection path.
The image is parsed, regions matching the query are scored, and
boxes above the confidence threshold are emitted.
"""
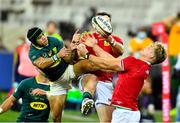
[30,102,47,110]
[52,47,57,54]
[29,88,33,95]
[43,53,48,58]
[104,41,110,46]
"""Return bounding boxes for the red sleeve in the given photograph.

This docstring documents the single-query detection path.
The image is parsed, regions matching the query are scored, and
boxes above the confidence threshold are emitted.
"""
[121,56,136,71]
[112,35,123,45]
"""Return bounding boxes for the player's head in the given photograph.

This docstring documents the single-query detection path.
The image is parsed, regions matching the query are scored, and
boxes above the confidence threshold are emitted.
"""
[27,27,48,47]
[140,42,167,65]
[46,20,58,35]
[91,12,113,36]
[70,32,80,50]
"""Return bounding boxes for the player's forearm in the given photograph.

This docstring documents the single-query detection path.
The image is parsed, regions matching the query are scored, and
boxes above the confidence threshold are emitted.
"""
[0,96,16,114]
[34,57,54,69]
[100,68,117,73]
[92,45,114,58]
[88,55,114,70]
[111,42,124,56]
[107,37,124,56]
[88,54,123,72]
[33,55,60,69]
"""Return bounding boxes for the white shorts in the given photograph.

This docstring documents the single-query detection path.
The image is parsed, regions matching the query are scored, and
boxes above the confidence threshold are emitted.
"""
[50,65,75,96]
[112,108,140,123]
[78,75,113,107]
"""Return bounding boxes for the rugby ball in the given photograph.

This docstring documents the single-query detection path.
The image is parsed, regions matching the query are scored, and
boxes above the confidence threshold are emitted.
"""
[91,16,113,37]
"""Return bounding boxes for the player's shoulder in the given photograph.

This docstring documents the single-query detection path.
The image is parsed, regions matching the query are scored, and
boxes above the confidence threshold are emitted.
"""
[20,77,35,85]
[29,44,39,54]
[122,56,141,66]
[48,36,63,45]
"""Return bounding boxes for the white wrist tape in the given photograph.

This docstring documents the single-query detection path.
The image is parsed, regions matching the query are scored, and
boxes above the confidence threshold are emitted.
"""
[0,107,3,114]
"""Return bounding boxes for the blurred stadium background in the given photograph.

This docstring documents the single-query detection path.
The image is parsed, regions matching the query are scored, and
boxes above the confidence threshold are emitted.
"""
[0,0,180,122]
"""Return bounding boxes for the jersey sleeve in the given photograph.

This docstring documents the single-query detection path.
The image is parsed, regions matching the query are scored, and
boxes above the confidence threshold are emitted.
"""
[13,80,26,100]
[112,35,123,45]
[29,50,43,62]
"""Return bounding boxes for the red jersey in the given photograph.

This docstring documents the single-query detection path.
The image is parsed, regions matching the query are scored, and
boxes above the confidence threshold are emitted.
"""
[111,56,150,111]
[86,32,123,82]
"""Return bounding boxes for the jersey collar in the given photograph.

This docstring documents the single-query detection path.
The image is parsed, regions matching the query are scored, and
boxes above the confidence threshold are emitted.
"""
[35,77,49,85]
[141,59,151,66]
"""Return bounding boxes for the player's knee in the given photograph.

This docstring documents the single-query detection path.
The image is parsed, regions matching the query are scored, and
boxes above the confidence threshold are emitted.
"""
[89,74,98,86]
[52,112,61,122]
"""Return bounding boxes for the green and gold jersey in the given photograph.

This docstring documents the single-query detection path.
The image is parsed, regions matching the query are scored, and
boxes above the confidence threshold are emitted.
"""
[13,77,50,122]
[29,37,69,81]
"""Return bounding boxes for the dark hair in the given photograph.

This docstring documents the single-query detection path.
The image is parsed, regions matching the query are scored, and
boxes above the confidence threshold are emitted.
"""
[96,12,111,19]
[27,27,43,45]
[47,20,58,28]
[153,42,167,64]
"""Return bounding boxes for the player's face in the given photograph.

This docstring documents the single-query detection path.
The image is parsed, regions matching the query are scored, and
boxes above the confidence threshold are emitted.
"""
[36,33,48,46]
[70,33,80,50]
[140,44,155,58]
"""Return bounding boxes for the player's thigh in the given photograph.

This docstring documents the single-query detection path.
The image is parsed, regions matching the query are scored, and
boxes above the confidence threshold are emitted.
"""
[96,104,114,122]
[49,94,67,114]
[81,74,97,88]
[73,59,98,77]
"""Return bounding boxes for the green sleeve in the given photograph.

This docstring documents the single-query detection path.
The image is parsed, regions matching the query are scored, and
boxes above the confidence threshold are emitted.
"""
[29,50,43,62]
[13,81,26,100]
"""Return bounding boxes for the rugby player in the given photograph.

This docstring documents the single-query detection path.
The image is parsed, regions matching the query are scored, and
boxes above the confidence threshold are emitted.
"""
[27,27,97,122]
[0,70,50,122]
[79,12,124,122]
[78,34,167,122]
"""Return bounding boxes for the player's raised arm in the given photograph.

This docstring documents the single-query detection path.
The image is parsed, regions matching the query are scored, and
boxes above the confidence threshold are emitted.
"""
[0,95,16,114]
[33,47,70,69]
[80,33,114,59]
[77,44,124,72]
[105,35,124,56]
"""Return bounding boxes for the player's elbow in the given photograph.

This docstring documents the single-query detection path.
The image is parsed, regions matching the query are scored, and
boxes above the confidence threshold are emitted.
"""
[38,64,47,69]
[33,61,46,69]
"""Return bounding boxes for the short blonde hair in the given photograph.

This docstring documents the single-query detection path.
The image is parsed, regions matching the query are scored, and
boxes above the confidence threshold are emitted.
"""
[153,42,167,64]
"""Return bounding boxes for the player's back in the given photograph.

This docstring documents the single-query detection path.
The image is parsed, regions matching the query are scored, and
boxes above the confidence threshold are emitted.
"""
[111,56,150,111]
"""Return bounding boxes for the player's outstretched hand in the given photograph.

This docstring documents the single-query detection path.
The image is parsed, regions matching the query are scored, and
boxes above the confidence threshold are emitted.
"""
[77,44,88,58]
[31,88,46,96]
[80,32,97,47]
[57,47,71,58]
